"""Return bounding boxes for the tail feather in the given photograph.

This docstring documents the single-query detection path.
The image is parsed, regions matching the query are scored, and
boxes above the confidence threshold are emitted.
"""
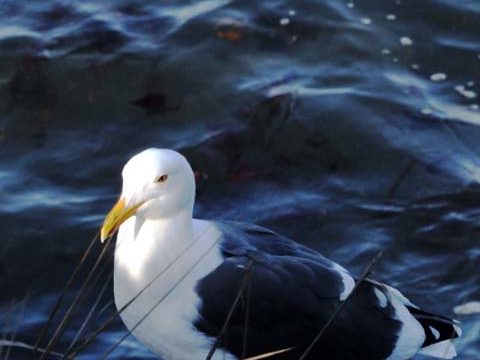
[407,306,461,358]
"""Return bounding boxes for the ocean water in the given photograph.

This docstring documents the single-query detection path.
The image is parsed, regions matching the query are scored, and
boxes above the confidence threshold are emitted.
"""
[0,0,479,358]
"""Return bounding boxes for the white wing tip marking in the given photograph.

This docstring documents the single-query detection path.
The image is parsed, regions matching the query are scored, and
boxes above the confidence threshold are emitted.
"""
[429,326,440,340]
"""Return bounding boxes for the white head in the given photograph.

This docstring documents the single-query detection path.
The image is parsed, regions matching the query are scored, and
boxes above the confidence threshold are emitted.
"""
[100,148,195,241]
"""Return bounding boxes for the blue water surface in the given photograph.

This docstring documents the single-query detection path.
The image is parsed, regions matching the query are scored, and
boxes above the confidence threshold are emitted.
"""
[0,0,479,359]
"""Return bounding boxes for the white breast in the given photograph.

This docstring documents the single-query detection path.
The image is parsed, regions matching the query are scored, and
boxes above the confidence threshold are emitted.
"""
[113,218,236,360]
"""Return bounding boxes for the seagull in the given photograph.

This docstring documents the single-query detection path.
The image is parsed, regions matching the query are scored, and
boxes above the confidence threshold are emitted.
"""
[100,148,461,360]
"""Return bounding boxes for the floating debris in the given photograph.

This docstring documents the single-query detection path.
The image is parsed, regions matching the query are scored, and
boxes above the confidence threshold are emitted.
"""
[132,93,181,115]
[132,93,165,111]
[215,19,245,42]
[454,301,480,315]
[400,37,413,46]
[430,73,447,82]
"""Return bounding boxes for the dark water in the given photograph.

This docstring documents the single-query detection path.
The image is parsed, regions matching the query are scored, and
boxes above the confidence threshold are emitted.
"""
[0,0,479,358]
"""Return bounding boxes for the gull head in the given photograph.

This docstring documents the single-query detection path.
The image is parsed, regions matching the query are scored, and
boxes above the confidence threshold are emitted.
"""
[100,148,195,242]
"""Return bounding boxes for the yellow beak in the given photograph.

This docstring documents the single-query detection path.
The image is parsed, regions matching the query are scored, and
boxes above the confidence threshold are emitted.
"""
[100,198,143,243]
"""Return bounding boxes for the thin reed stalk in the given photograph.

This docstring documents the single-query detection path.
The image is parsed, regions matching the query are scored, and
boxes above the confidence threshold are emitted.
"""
[39,235,113,360]
[205,260,254,360]
[30,232,98,358]
[241,271,252,360]
[0,340,65,358]
[64,268,114,357]
[4,294,29,360]
[96,299,114,317]
[245,347,296,360]
[56,253,114,345]
[0,300,16,360]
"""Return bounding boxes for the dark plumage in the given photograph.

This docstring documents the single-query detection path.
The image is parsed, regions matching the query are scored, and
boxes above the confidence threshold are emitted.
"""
[194,222,460,360]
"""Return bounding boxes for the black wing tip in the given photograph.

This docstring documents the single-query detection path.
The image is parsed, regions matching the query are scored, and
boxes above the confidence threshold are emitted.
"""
[407,306,460,347]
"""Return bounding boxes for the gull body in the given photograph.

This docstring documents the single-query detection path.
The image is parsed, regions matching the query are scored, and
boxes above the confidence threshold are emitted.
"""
[101,148,461,360]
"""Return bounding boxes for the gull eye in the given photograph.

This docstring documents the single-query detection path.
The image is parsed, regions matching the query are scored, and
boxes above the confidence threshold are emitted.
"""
[155,174,168,184]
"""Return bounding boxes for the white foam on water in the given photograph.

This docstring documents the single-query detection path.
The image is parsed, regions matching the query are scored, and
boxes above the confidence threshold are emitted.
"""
[455,85,477,99]
[400,37,413,46]
[454,301,480,315]
[430,73,447,81]
[361,17,372,25]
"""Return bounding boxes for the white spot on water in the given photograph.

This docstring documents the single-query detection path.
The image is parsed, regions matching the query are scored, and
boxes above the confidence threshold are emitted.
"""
[400,36,413,46]
[288,10,296,16]
[467,81,475,87]
[393,57,399,62]
[455,85,477,99]
[430,73,447,82]
[386,14,397,21]
[381,48,391,55]
[0,26,39,40]
[41,49,52,58]
[411,63,420,70]
[421,107,433,115]
[470,104,479,110]
[361,17,372,25]
[454,301,480,315]
[347,2,355,9]
[280,18,290,26]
